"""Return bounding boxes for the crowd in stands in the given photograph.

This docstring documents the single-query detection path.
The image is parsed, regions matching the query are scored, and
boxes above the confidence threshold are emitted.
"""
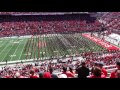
[0,13,120,78]
[81,50,120,68]
[0,50,120,78]
[0,12,13,15]
[0,19,101,37]
[100,12,120,34]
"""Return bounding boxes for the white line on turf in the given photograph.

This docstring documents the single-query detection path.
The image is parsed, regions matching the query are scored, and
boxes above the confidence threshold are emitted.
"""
[9,40,21,61]
[0,39,11,57]
[0,39,8,50]
[18,39,28,60]
[0,42,4,47]
[1,39,17,62]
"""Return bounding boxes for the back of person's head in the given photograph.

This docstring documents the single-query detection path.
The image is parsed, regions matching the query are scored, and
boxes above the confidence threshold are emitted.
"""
[39,72,43,78]
[116,61,120,69]
[69,66,73,72]
[30,69,35,75]
[51,74,58,78]
[93,67,102,77]
[94,61,99,67]
[81,61,86,66]
[49,67,53,74]
[63,66,67,72]
[43,72,51,78]
[98,62,104,68]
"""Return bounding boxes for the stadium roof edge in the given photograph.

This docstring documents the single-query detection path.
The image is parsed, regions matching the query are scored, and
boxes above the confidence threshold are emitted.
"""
[0,12,89,16]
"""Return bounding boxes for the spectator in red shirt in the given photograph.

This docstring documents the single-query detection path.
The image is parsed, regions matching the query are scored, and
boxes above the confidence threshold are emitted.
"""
[62,66,74,78]
[49,67,58,78]
[98,62,107,77]
[110,61,120,78]
[5,74,12,78]
[30,69,39,78]
[43,72,52,78]
[69,66,75,75]
[90,67,106,78]
[91,61,99,75]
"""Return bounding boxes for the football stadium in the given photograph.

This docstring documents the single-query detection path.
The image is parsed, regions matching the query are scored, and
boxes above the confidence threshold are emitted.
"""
[0,12,120,78]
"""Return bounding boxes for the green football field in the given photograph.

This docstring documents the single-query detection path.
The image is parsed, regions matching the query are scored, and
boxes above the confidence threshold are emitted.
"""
[0,33,106,62]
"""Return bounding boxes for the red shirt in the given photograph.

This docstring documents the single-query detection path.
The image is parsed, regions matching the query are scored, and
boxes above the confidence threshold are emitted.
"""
[62,71,74,78]
[110,71,116,78]
[43,72,52,78]
[30,75,39,78]
[102,68,107,77]
[5,76,11,78]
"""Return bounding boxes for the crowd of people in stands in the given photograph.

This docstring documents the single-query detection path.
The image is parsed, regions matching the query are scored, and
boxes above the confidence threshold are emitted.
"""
[100,12,120,34]
[0,50,120,78]
[0,12,120,78]
[0,20,101,37]
[81,50,120,68]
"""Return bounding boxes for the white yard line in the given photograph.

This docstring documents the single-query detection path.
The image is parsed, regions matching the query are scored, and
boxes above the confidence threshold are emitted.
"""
[0,41,4,47]
[0,40,12,57]
[18,39,27,60]
[1,40,16,62]
[9,41,21,61]
[0,39,9,55]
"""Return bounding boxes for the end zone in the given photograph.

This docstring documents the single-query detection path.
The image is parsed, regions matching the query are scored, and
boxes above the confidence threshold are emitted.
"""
[82,34,120,51]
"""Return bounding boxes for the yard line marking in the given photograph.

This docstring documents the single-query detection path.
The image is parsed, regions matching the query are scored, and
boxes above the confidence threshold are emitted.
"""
[1,39,18,62]
[0,39,12,57]
[18,39,28,60]
[0,39,9,54]
[10,39,21,61]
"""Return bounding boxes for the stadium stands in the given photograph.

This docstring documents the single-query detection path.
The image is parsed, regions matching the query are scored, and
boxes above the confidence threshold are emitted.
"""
[0,12,120,78]
[0,15,101,37]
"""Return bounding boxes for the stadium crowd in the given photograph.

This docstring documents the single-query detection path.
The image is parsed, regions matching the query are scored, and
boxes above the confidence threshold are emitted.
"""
[0,15,101,37]
[0,21,101,37]
[0,50,120,78]
[0,12,120,78]
[100,12,120,34]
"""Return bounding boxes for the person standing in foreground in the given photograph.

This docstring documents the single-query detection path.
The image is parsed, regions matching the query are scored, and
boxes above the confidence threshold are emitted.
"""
[90,67,106,78]
[110,61,120,78]
[98,62,107,77]
[76,61,90,78]
[49,67,58,78]
[62,66,74,78]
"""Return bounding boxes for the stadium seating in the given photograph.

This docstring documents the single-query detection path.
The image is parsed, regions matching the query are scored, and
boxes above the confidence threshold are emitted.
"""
[0,12,120,78]
[0,20,101,37]
[100,12,120,33]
